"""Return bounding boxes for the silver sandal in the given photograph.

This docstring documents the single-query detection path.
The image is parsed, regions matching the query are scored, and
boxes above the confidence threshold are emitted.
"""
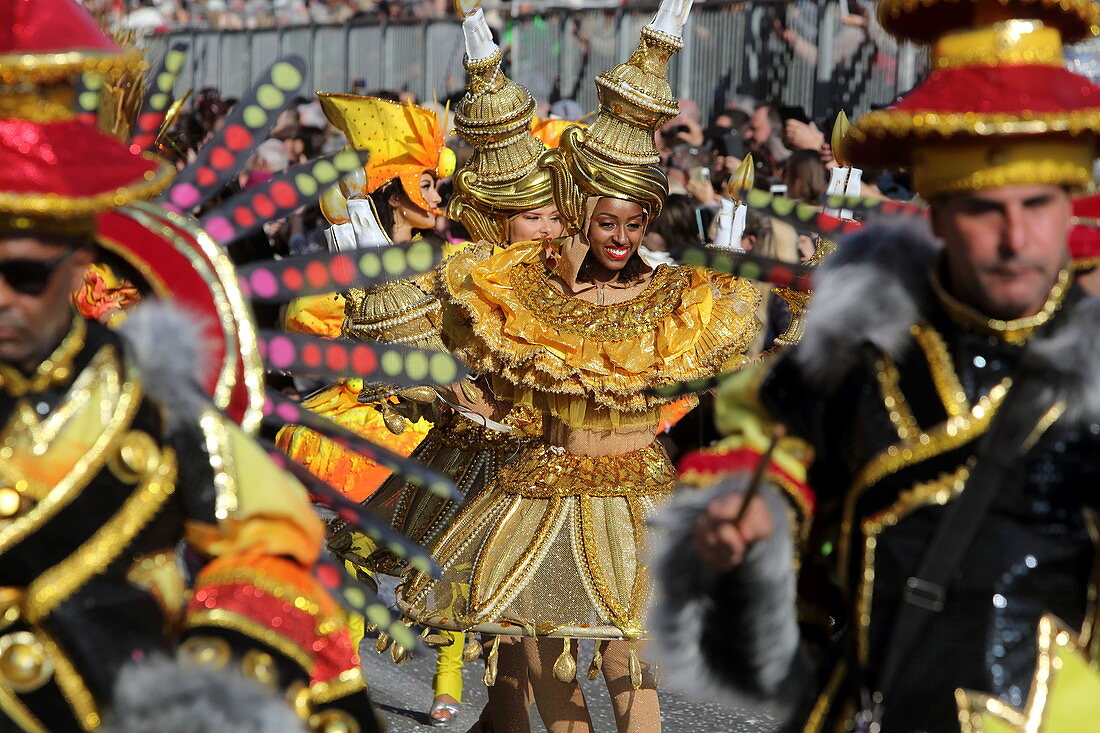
[428,700,461,727]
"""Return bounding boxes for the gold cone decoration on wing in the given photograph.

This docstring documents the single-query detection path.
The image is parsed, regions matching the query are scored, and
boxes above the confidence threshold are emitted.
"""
[727,153,755,201]
[831,110,851,169]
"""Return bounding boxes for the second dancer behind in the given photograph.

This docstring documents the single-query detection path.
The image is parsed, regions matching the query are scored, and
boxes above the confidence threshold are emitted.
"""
[327,9,577,727]
[400,2,762,731]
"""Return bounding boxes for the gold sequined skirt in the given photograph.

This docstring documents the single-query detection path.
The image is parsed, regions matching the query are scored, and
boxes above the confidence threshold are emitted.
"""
[398,441,675,639]
[349,409,527,576]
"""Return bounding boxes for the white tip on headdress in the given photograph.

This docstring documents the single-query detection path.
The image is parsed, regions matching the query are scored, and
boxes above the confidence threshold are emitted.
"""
[463,7,499,62]
[647,0,694,40]
[711,197,746,251]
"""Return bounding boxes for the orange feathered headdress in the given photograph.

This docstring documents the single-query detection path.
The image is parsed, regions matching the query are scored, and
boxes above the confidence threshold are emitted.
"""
[317,93,455,212]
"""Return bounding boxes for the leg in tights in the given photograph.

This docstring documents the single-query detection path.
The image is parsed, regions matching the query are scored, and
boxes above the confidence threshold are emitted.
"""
[467,635,533,733]
[525,638,593,733]
[600,641,660,733]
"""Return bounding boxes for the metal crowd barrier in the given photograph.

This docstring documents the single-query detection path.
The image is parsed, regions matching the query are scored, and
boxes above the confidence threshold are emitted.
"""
[145,0,926,124]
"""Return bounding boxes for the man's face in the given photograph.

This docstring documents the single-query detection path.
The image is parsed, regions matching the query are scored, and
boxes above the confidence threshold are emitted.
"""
[0,237,92,370]
[932,184,1071,320]
[745,107,772,147]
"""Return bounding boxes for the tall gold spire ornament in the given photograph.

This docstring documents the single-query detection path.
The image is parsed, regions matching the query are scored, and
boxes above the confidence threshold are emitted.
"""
[447,7,560,243]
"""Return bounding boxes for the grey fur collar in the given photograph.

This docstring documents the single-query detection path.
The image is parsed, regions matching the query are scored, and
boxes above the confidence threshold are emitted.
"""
[1020,294,1100,428]
[117,301,214,430]
[795,218,941,387]
[648,479,808,717]
[103,656,306,732]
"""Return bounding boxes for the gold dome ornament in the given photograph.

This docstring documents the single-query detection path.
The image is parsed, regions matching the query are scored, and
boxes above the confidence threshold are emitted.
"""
[541,0,695,232]
[956,615,1100,732]
[447,7,558,244]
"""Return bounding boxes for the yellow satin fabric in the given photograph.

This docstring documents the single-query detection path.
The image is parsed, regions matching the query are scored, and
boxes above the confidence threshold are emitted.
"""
[441,239,761,416]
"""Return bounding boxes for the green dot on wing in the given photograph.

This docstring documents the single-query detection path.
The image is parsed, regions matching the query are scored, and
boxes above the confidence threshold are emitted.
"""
[391,626,415,649]
[387,543,408,558]
[429,481,450,497]
[256,84,284,109]
[313,160,339,183]
[270,62,304,91]
[243,105,267,128]
[295,173,318,196]
[382,247,407,275]
[157,72,174,92]
[381,350,403,376]
[359,252,381,278]
[333,149,360,170]
[406,242,433,271]
[366,605,391,627]
[343,586,366,608]
[429,353,457,384]
[82,73,103,91]
[405,355,428,381]
[410,556,432,574]
[149,93,168,110]
[78,91,99,111]
[165,50,185,73]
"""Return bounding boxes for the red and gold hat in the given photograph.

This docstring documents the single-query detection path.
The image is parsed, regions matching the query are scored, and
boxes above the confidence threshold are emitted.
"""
[1069,192,1100,267]
[0,0,143,85]
[847,0,1100,197]
[317,94,455,213]
[0,0,172,236]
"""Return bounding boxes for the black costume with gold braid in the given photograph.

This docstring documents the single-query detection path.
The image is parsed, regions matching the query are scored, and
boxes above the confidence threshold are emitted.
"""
[0,318,378,732]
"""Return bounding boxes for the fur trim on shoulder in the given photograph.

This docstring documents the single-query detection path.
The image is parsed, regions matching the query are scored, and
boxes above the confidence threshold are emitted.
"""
[1022,295,1100,427]
[648,479,810,717]
[102,656,306,733]
[118,301,213,430]
[796,218,941,387]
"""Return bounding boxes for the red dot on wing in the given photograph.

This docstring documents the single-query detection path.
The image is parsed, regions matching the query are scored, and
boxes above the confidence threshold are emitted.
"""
[352,345,376,375]
[252,194,276,218]
[305,261,328,289]
[316,564,340,588]
[224,124,253,151]
[282,267,303,291]
[209,146,234,170]
[271,181,298,208]
[302,343,322,367]
[326,344,348,371]
[234,206,256,227]
[196,167,217,187]
[331,254,355,286]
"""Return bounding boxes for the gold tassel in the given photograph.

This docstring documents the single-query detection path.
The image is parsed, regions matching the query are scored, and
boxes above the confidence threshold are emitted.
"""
[390,642,408,665]
[482,635,500,687]
[553,637,577,683]
[587,643,604,681]
[423,631,451,647]
[374,631,392,654]
[463,634,483,663]
[628,645,642,691]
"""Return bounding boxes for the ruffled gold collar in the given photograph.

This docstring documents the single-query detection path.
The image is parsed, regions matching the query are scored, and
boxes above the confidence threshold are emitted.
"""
[0,316,86,397]
[930,265,1070,346]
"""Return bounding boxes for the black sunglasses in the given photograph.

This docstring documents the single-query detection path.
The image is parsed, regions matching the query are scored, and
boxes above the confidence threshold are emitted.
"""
[0,249,77,297]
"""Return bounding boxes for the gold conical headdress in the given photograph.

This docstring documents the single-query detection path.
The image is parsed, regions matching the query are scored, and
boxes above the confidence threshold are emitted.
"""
[541,0,692,232]
[448,8,558,244]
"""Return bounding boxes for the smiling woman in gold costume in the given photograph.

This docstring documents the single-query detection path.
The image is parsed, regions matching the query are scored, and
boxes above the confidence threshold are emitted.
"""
[398,2,761,731]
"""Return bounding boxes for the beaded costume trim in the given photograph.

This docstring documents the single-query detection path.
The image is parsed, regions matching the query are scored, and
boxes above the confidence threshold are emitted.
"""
[508,262,690,342]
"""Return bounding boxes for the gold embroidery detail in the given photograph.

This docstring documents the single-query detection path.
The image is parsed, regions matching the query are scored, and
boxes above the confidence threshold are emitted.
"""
[0,679,48,733]
[199,411,238,521]
[186,608,313,672]
[509,262,689,342]
[310,667,367,704]
[930,268,1070,346]
[497,443,675,499]
[0,346,141,554]
[839,380,1010,583]
[803,660,847,733]
[0,318,85,398]
[38,629,99,730]
[178,635,232,670]
[876,0,1100,44]
[856,465,971,664]
[0,49,145,86]
[194,568,344,632]
[25,449,177,624]
[875,356,920,441]
[107,430,161,484]
[0,156,173,218]
[0,631,52,693]
[912,324,970,417]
